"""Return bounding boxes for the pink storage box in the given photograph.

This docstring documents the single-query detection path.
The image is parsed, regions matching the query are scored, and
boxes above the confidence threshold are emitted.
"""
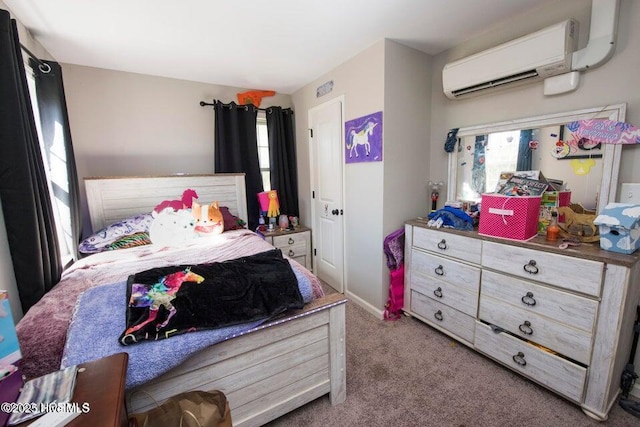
[479,194,542,241]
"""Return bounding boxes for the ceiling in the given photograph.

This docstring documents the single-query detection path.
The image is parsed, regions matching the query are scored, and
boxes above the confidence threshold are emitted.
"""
[5,0,558,94]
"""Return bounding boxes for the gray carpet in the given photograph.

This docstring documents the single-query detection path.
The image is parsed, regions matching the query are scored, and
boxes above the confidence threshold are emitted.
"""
[265,285,639,427]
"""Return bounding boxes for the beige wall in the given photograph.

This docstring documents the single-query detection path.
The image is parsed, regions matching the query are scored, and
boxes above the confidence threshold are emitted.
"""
[382,40,432,231]
[61,64,292,231]
[292,40,431,313]
[292,40,386,312]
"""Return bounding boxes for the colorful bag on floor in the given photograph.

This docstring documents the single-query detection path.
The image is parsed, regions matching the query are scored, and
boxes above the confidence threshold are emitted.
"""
[383,228,405,320]
[384,264,405,320]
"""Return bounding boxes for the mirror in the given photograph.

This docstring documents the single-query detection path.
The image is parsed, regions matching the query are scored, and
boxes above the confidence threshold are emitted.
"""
[447,104,625,213]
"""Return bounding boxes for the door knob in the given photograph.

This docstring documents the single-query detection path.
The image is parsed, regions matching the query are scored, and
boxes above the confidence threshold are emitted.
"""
[331,209,339,215]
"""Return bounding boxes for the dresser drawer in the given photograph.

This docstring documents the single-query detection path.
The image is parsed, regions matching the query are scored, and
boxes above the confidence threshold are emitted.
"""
[279,243,306,259]
[481,270,598,333]
[411,270,478,317]
[482,241,604,296]
[411,249,481,295]
[475,322,586,403]
[273,231,309,248]
[411,290,475,344]
[412,227,481,264]
[479,295,593,365]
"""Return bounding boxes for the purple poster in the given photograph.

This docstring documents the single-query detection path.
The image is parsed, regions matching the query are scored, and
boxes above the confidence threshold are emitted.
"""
[345,111,383,163]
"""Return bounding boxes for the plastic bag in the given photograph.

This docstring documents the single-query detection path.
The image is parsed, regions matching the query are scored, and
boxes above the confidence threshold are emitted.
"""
[128,390,232,427]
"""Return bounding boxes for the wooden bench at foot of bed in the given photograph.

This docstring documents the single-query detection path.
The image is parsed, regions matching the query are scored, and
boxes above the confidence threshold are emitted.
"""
[127,293,348,427]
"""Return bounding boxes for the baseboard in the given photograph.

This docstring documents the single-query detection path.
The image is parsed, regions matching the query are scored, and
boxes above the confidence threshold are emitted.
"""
[631,382,640,400]
[344,290,385,319]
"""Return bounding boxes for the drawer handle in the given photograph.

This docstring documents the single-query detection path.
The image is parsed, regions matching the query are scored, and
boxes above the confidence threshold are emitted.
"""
[512,352,527,367]
[433,287,443,298]
[521,292,537,306]
[288,237,295,245]
[518,321,533,335]
[523,260,539,274]
[434,310,443,321]
[437,239,448,250]
[435,265,444,276]
[288,250,295,257]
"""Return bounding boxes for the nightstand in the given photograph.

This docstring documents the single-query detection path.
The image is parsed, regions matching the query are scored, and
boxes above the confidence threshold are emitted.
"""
[263,226,312,271]
[16,353,128,427]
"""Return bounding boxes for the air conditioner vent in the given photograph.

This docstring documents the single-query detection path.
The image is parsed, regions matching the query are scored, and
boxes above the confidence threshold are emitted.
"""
[452,70,539,97]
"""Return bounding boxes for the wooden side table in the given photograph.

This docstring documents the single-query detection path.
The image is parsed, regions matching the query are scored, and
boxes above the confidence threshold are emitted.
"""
[16,352,129,427]
[262,226,312,271]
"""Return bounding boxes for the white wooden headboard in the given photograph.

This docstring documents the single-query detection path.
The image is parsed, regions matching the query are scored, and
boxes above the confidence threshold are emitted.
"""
[84,174,248,232]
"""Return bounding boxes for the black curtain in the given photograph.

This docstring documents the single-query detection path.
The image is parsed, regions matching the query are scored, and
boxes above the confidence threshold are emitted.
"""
[213,101,263,230]
[266,107,299,217]
[0,10,62,312]
[30,59,82,261]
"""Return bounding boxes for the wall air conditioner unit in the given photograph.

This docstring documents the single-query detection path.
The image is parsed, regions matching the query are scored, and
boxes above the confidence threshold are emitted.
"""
[443,19,578,100]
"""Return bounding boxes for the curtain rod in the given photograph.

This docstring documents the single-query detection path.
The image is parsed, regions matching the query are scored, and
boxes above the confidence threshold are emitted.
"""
[199,100,293,114]
[199,100,268,112]
[19,44,51,73]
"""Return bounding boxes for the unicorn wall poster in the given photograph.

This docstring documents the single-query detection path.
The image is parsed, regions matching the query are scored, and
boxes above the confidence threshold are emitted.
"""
[345,111,383,163]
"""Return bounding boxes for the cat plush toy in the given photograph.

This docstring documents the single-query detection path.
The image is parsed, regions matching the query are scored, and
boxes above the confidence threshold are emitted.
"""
[192,201,224,236]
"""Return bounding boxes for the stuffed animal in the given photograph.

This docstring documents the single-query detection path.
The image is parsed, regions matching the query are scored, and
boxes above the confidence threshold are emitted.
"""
[149,208,197,246]
[192,201,224,236]
[153,189,199,213]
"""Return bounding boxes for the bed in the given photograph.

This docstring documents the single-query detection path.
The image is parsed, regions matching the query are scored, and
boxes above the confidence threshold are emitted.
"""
[16,173,347,427]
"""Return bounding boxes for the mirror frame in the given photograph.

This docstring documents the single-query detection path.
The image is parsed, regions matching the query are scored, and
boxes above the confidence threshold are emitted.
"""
[447,103,626,213]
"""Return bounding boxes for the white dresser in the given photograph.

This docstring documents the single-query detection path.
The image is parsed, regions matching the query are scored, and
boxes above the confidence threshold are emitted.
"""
[404,219,640,420]
[263,226,312,271]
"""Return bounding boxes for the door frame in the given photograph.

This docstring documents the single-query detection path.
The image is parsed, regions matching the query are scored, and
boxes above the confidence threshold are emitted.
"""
[308,95,346,294]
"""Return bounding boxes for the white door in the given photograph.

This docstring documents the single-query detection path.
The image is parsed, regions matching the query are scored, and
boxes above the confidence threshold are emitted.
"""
[309,98,344,293]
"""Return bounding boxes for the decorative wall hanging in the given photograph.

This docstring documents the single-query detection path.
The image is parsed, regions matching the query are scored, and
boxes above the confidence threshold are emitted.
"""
[567,119,640,144]
[345,111,383,163]
[553,124,603,161]
[551,140,571,159]
[316,80,334,98]
[570,158,597,176]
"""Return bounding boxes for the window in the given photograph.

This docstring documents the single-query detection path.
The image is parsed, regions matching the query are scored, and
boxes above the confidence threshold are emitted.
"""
[24,60,74,265]
[485,130,520,192]
[256,115,271,191]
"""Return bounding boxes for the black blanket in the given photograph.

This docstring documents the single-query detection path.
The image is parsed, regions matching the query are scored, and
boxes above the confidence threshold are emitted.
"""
[119,249,303,345]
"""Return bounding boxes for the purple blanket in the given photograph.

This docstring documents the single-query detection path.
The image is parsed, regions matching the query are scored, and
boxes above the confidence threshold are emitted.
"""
[61,266,313,389]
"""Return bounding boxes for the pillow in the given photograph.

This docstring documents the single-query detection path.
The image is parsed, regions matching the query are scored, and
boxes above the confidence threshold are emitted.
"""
[104,232,152,251]
[219,206,246,231]
[149,208,197,246]
[192,201,224,236]
[79,213,154,254]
